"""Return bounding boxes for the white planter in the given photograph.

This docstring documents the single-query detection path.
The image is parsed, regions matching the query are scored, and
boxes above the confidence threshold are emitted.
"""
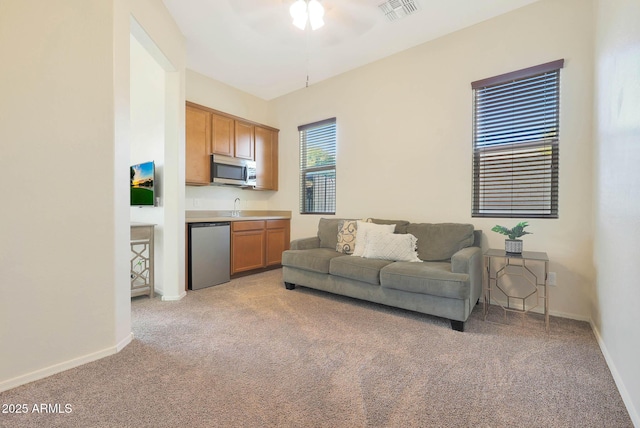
[505,239,523,254]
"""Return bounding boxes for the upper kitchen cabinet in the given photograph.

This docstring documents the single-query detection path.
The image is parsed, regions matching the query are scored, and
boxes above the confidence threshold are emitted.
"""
[255,126,279,190]
[185,105,211,186]
[211,113,234,157]
[185,102,279,189]
[234,120,254,161]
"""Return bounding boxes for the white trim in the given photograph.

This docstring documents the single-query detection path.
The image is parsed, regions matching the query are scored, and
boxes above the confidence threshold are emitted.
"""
[548,309,591,322]
[116,332,134,352]
[161,290,186,301]
[0,341,124,393]
[590,320,640,428]
[488,297,591,322]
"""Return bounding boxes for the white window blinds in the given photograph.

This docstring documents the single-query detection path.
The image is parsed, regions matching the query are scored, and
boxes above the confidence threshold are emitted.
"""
[299,118,337,214]
[472,59,563,219]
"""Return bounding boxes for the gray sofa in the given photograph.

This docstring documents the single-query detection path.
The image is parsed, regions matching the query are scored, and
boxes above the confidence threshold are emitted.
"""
[282,218,482,331]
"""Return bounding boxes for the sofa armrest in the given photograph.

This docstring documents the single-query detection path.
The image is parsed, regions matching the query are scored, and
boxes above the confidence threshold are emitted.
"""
[451,246,483,304]
[451,246,481,273]
[290,237,321,250]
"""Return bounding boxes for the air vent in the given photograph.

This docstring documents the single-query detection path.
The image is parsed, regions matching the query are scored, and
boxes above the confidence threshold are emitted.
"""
[378,0,421,22]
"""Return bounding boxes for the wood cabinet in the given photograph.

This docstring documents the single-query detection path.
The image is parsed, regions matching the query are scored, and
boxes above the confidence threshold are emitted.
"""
[185,105,211,185]
[266,219,289,266]
[211,113,234,156]
[185,102,278,188]
[234,121,255,160]
[232,221,266,274]
[255,126,279,190]
[231,219,290,274]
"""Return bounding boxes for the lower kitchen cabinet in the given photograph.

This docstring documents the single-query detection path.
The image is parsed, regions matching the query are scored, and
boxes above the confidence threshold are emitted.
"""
[231,219,290,275]
[232,221,265,274]
[266,219,290,266]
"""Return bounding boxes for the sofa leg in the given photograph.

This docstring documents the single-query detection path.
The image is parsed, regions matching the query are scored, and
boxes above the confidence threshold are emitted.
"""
[284,282,296,290]
[450,320,464,332]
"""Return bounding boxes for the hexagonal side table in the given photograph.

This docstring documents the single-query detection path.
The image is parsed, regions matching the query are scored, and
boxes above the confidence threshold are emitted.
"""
[130,223,155,298]
[483,248,549,331]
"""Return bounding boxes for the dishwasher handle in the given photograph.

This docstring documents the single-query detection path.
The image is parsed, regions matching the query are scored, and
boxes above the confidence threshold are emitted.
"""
[190,222,231,228]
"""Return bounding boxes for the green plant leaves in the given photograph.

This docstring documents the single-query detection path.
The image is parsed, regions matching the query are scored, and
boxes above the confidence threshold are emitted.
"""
[491,222,532,240]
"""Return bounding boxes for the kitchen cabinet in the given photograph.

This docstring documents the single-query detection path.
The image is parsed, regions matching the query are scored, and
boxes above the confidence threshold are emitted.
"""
[234,120,255,161]
[255,126,279,190]
[211,113,234,157]
[185,105,211,185]
[185,102,279,188]
[231,220,266,274]
[266,219,289,266]
[231,219,290,274]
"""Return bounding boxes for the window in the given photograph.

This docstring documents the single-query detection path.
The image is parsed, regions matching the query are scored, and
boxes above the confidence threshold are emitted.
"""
[471,59,564,219]
[299,118,337,214]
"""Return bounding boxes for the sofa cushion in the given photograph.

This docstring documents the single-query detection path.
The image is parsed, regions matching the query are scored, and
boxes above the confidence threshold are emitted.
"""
[318,218,346,249]
[330,256,394,285]
[380,262,470,299]
[405,223,475,261]
[369,218,410,234]
[282,248,345,274]
[318,218,363,250]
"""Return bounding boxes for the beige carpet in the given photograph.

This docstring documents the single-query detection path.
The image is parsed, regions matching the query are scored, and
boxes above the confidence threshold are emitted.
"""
[0,269,632,427]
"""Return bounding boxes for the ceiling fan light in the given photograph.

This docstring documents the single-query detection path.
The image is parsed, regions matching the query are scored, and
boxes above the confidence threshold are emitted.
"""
[308,0,324,30]
[290,0,307,20]
[290,0,324,31]
[308,0,324,17]
[292,15,308,30]
[309,15,324,30]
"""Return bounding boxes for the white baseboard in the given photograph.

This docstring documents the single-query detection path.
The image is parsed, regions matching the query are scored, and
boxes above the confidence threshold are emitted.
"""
[161,290,186,301]
[590,320,640,428]
[548,308,591,322]
[0,332,135,393]
[1,348,115,393]
[487,297,591,322]
[116,332,134,352]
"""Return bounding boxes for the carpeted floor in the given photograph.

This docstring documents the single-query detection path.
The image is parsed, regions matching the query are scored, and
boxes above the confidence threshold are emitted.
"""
[0,269,632,427]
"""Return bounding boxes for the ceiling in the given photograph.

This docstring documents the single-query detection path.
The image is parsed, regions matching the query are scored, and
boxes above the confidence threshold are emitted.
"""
[162,0,540,100]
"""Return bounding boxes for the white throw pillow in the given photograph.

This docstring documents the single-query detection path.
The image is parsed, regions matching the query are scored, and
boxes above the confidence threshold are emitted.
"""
[351,221,395,257]
[362,232,422,262]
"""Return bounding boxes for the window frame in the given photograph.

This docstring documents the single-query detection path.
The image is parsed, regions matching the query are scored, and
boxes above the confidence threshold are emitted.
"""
[471,59,564,219]
[298,118,337,215]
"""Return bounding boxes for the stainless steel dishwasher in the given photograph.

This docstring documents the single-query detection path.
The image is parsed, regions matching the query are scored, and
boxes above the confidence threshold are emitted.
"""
[188,222,231,290]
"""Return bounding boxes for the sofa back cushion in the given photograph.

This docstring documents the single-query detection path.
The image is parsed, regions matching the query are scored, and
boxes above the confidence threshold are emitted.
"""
[406,223,475,261]
[369,218,410,234]
[318,218,354,250]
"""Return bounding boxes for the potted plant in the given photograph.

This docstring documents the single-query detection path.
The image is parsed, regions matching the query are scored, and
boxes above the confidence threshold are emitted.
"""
[491,222,532,254]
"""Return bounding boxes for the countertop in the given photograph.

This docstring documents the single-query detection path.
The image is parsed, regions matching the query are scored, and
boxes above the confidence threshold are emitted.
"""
[185,210,291,223]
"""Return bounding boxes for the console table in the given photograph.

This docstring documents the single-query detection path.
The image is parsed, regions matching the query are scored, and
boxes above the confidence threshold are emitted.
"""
[483,249,549,331]
[130,222,155,298]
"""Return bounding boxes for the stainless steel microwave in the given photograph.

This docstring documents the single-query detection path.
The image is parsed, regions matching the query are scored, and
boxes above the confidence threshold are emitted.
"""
[211,154,256,187]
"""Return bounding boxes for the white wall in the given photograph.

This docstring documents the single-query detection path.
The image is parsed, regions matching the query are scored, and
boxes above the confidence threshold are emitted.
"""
[0,0,185,391]
[593,0,640,425]
[129,0,186,301]
[0,0,122,390]
[184,69,275,212]
[130,34,166,293]
[269,0,595,320]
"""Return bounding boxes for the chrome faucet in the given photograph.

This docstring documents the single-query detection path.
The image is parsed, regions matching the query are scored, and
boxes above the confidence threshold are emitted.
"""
[233,198,241,217]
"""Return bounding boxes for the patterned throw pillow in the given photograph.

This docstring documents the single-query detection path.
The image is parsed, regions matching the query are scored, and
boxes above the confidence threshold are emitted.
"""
[336,220,358,254]
[362,232,421,262]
